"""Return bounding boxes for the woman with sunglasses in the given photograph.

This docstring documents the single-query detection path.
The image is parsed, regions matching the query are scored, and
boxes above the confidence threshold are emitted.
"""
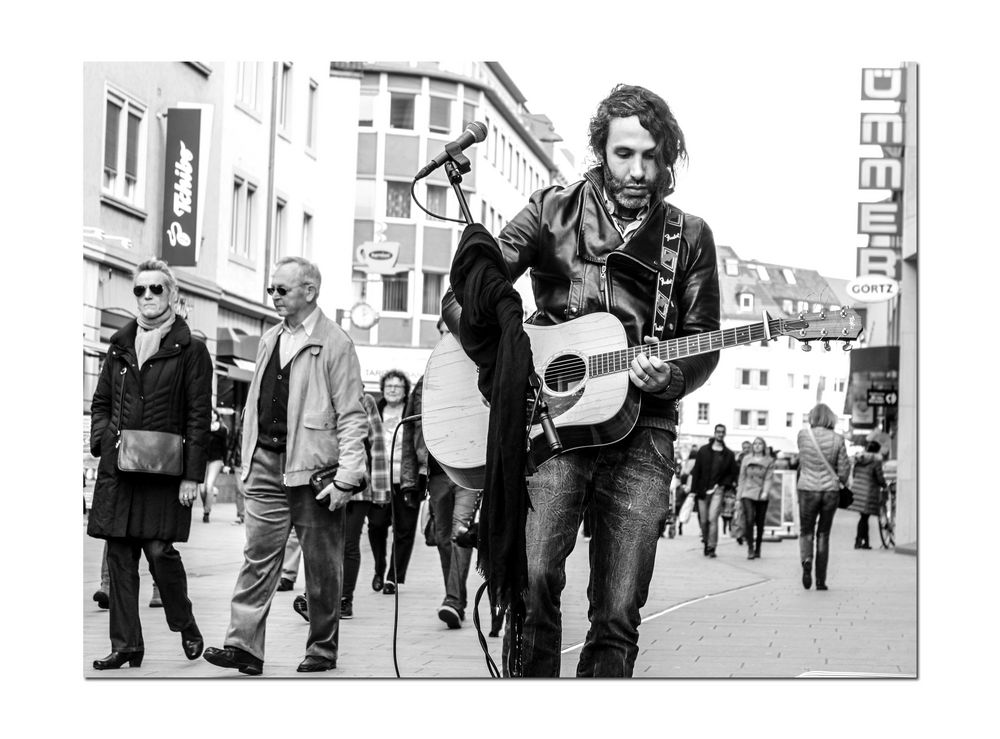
[88,258,213,670]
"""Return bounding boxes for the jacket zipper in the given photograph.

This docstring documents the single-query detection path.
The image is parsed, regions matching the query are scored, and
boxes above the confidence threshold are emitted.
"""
[600,263,608,310]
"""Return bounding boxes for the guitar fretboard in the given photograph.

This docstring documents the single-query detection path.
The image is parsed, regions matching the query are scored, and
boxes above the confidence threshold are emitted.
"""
[588,319,787,378]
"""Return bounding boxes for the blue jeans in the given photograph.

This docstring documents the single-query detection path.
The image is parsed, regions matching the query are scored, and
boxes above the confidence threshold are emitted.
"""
[428,472,479,614]
[797,489,839,585]
[504,427,674,677]
[696,489,724,551]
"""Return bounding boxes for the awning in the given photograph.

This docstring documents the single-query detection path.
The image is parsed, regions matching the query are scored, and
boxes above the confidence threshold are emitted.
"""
[216,358,255,383]
[353,344,432,391]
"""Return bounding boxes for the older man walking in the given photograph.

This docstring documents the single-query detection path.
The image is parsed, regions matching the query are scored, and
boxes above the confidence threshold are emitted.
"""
[204,256,367,674]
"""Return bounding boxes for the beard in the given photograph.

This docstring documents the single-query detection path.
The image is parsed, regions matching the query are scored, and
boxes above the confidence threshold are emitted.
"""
[602,160,671,211]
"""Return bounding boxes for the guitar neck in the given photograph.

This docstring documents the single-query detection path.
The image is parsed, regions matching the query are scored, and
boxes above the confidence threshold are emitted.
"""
[590,319,785,378]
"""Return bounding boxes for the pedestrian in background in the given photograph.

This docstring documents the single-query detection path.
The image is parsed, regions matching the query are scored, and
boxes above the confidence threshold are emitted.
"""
[365,369,417,596]
[737,436,775,560]
[199,408,228,523]
[690,424,739,558]
[88,258,212,670]
[848,440,886,549]
[796,403,850,590]
[204,256,367,675]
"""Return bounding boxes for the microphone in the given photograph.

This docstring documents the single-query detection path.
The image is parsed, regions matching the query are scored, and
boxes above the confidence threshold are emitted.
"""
[415,121,488,179]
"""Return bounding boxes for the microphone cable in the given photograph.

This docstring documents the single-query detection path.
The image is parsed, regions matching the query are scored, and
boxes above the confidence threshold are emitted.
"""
[409,179,472,225]
[386,412,422,678]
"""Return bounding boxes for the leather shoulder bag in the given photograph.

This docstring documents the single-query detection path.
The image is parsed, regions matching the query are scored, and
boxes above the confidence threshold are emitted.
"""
[806,427,852,509]
[113,364,184,477]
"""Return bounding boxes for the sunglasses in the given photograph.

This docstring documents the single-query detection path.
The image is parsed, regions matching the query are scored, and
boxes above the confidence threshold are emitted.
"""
[266,283,307,296]
[133,284,165,297]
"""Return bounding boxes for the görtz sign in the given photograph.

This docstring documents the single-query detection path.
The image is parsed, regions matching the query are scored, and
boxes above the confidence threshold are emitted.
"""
[846,274,899,303]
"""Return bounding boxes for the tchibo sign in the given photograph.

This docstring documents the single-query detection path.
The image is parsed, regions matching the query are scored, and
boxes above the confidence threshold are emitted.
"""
[846,274,899,303]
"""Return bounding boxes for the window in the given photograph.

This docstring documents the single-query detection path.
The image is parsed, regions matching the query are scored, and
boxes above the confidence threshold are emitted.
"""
[389,93,415,129]
[788,373,795,388]
[358,91,376,127]
[278,62,292,132]
[463,102,477,131]
[499,134,505,172]
[834,378,846,392]
[386,181,411,218]
[736,410,767,429]
[492,126,498,165]
[782,268,796,284]
[429,96,451,134]
[802,374,811,390]
[306,80,318,149]
[273,198,286,258]
[724,259,739,276]
[756,411,768,428]
[507,143,513,181]
[382,273,409,312]
[782,299,794,313]
[812,303,824,312]
[738,410,752,428]
[797,300,809,313]
[230,176,257,258]
[103,88,146,205]
[786,412,794,427]
[301,212,313,258]
[515,152,521,189]
[480,200,487,224]
[755,265,770,281]
[236,62,260,110]
[740,369,752,386]
[738,292,754,311]
[528,165,534,193]
[698,403,709,423]
[426,184,447,221]
[759,370,768,387]
[422,272,444,314]
[802,413,810,426]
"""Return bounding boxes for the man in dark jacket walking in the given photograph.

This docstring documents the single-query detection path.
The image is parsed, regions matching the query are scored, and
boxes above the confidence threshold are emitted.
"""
[689,424,739,557]
[441,84,721,677]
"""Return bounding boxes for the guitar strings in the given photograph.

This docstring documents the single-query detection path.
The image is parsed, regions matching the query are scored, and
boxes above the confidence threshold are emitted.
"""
[539,320,787,385]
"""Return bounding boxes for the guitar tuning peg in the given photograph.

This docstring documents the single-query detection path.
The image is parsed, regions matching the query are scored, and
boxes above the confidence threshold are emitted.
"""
[801,343,812,352]
[842,342,852,352]
[822,340,831,352]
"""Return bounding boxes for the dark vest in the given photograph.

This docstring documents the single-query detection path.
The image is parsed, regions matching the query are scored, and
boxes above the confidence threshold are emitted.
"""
[257,336,292,452]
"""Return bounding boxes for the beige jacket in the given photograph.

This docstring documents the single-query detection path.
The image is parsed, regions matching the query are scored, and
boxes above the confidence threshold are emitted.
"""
[240,309,367,489]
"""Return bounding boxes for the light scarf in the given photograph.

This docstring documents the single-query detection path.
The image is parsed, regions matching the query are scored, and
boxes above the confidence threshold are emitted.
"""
[135,307,176,368]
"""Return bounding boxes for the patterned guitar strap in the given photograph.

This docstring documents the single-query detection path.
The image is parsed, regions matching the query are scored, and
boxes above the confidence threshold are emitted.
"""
[652,204,683,415]
[652,204,683,338]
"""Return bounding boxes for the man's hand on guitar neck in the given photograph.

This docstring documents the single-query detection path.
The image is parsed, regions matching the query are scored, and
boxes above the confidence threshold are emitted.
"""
[629,335,674,395]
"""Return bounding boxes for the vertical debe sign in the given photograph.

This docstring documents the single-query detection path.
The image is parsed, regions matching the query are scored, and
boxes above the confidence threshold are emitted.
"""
[161,108,201,266]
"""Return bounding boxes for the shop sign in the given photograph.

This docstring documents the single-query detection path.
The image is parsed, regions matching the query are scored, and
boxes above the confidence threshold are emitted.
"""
[847,274,899,303]
[161,108,202,266]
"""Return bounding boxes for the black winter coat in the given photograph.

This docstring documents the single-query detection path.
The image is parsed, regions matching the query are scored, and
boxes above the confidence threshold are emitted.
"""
[87,316,213,542]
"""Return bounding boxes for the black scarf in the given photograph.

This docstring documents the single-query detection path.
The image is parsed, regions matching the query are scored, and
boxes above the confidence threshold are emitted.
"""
[448,224,532,676]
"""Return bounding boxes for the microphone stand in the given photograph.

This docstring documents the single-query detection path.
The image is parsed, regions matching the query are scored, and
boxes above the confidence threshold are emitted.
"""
[444,158,474,226]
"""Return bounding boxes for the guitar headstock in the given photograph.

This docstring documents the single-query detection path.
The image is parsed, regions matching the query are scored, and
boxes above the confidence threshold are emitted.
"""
[776,308,864,350]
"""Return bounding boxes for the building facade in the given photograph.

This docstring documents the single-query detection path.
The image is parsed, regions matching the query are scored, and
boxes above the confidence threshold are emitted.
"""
[344,61,570,390]
[677,245,855,457]
[82,61,362,457]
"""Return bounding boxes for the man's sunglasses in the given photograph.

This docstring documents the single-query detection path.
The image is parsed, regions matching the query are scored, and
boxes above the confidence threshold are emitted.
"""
[266,284,307,296]
[133,284,165,297]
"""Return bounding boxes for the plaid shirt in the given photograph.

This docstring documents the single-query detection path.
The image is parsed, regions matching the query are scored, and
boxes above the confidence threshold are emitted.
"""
[358,393,391,504]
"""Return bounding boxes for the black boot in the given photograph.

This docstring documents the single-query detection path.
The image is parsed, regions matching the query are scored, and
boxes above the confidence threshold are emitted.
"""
[802,561,812,590]
[93,650,144,670]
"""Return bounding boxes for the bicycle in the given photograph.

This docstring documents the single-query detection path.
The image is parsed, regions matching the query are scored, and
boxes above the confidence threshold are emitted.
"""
[878,481,896,548]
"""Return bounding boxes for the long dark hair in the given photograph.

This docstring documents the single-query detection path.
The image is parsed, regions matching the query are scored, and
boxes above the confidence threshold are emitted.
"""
[588,84,687,197]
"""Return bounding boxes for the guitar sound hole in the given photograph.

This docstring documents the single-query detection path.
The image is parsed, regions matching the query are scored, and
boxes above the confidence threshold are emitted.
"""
[543,353,586,393]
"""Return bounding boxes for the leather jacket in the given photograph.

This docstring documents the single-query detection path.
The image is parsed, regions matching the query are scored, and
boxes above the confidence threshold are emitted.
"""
[442,167,721,422]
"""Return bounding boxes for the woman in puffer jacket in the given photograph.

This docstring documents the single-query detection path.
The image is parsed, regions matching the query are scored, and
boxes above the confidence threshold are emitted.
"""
[847,440,886,549]
[795,404,850,591]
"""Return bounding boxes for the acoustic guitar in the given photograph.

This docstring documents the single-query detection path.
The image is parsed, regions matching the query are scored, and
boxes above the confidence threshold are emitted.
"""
[422,309,863,489]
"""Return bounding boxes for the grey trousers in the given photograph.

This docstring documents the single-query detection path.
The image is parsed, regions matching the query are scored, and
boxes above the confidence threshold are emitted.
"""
[224,446,345,662]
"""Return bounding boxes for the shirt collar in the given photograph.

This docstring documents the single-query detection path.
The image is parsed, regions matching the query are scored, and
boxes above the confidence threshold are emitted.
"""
[281,305,320,336]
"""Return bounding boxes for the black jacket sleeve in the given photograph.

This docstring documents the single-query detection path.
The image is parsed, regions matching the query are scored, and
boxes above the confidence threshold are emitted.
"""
[670,218,721,398]
[90,355,115,458]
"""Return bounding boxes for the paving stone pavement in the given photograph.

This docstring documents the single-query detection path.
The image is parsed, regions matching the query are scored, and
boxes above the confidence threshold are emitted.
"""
[82,502,916,679]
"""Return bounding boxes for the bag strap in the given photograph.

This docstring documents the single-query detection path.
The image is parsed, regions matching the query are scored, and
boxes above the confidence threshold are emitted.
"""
[113,365,128,438]
[806,427,841,486]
